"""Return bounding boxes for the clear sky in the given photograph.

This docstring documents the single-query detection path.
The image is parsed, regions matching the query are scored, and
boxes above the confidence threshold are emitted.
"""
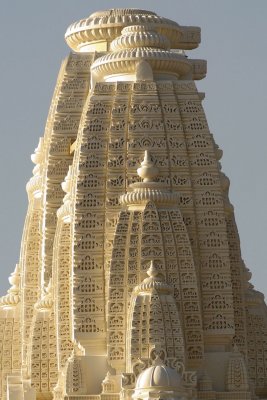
[0,1,267,297]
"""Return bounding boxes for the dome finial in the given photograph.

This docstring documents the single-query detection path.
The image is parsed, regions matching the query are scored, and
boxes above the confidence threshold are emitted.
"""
[134,261,172,294]
[152,354,164,366]
[137,151,159,182]
[0,264,21,309]
[147,260,158,278]
[35,279,53,311]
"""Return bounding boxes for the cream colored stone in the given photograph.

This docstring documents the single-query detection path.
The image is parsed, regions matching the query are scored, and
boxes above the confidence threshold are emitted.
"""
[0,7,266,400]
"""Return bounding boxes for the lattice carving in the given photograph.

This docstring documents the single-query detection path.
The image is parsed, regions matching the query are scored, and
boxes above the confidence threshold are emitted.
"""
[126,262,185,371]
[42,52,93,287]
[66,356,86,395]
[30,282,58,396]
[246,290,267,391]
[107,153,203,372]
[226,346,249,392]
[53,218,73,368]
[20,136,46,376]
[0,266,22,400]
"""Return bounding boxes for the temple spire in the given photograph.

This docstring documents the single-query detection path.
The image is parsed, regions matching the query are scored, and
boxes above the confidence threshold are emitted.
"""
[0,7,265,400]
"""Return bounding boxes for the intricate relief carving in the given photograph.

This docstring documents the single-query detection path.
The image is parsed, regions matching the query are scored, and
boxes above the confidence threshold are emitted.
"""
[84,118,109,133]
[129,136,167,150]
[53,115,80,133]
[179,100,203,114]
[133,82,157,93]
[57,96,86,112]
[61,76,89,93]
[130,102,161,114]
[87,102,112,116]
[0,264,21,309]
[226,346,249,392]
[112,103,128,115]
[173,80,197,93]
[66,53,94,71]
[94,82,116,94]
[6,16,264,398]
[129,118,164,133]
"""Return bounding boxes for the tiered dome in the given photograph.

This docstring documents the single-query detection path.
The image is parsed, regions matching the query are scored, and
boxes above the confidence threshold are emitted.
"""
[110,25,171,51]
[65,9,186,52]
[91,24,191,81]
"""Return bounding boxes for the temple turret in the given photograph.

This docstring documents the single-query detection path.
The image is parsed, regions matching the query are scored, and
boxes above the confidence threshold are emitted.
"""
[126,261,185,371]
[108,152,203,377]
[0,265,22,399]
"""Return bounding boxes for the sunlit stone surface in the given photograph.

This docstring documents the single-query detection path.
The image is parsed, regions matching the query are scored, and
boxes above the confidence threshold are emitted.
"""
[0,8,266,400]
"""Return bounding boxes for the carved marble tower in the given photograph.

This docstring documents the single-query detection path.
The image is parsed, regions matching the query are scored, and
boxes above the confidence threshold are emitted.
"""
[1,8,267,400]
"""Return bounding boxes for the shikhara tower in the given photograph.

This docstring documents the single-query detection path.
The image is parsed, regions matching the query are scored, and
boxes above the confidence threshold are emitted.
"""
[0,8,267,400]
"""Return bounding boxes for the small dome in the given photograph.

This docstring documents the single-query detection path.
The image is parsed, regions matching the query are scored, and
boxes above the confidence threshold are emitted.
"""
[136,361,182,390]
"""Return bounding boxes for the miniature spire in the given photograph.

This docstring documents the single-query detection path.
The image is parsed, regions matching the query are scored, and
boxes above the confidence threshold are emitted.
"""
[57,165,73,222]
[147,260,159,278]
[102,371,115,394]
[226,344,249,392]
[137,151,159,182]
[35,279,53,311]
[31,137,44,165]
[61,165,72,195]
[120,151,179,208]
[134,261,172,295]
[0,264,21,309]
[73,339,85,357]
[26,136,44,199]
[152,354,165,366]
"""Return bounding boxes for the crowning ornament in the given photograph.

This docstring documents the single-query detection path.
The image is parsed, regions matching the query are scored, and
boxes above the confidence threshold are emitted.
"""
[0,7,266,400]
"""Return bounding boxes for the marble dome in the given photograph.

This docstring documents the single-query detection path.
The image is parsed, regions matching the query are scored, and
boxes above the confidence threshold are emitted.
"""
[136,362,182,390]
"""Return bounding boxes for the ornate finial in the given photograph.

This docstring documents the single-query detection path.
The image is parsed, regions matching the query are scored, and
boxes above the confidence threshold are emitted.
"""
[35,279,53,311]
[61,166,72,194]
[137,151,159,182]
[27,137,44,199]
[134,261,172,294]
[31,137,44,165]
[147,260,158,278]
[120,150,179,208]
[8,264,20,288]
[73,340,85,357]
[57,166,73,221]
[0,264,21,309]
[152,355,164,366]
[102,371,115,394]
[233,344,239,353]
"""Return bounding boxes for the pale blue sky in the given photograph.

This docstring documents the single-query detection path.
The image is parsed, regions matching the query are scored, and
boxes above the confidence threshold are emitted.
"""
[0,1,267,296]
